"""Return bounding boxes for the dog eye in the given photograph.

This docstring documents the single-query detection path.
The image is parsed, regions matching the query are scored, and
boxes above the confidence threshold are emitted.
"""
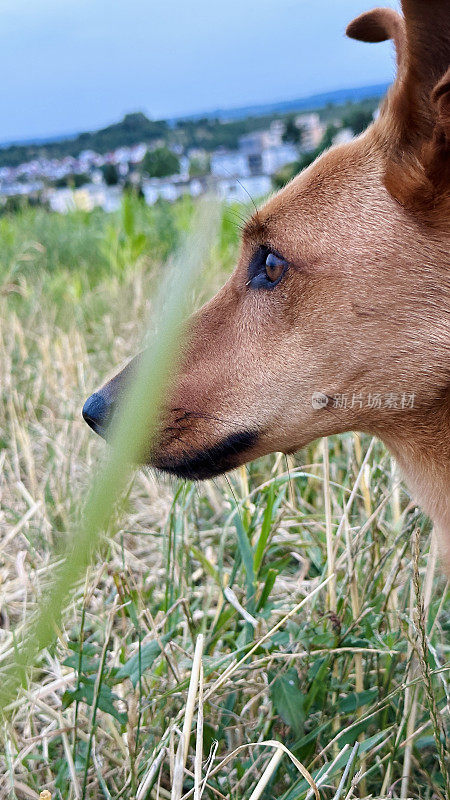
[265,252,286,283]
[247,246,288,289]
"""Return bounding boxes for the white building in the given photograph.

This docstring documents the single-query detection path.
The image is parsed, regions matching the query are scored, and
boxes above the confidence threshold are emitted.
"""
[178,155,190,180]
[216,175,271,203]
[212,134,297,180]
[268,119,285,146]
[47,188,76,214]
[261,144,298,174]
[211,149,250,178]
[100,186,122,213]
[0,180,43,196]
[47,184,122,213]
[332,127,355,146]
[239,127,283,153]
[129,143,147,164]
[142,177,204,206]
[295,113,325,152]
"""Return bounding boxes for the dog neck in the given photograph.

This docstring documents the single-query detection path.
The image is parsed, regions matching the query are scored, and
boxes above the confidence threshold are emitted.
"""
[381,390,450,572]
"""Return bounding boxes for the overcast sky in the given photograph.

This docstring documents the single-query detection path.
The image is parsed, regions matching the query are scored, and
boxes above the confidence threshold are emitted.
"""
[0,0,399,143]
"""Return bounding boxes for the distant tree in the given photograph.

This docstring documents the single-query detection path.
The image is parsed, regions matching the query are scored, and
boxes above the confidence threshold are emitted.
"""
[0,195,25,215]
[101,164,119,186]
[142,147,180,178]
[272,162,300,190]
[283,117,303,146]
[320,123,339,150]
[342,107,374,135]
[188,155,210,177]
[0,112,169,169]
[297,151,317,172]
[54,173,90,189]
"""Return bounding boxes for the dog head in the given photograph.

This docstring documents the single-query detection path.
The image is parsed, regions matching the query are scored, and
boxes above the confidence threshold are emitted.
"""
[83,2,450,481]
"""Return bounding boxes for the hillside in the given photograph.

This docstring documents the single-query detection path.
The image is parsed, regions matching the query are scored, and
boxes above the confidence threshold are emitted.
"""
[0,113,168,168]
[0,83,389,170]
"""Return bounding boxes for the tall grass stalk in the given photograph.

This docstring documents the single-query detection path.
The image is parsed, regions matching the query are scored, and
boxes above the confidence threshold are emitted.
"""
[0,199,220,715]
[412,530,450,798]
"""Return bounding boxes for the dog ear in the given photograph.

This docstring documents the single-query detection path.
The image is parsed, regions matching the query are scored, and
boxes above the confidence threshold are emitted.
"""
[432,68,450,143]
[346,4,450,214]
[346,8,406,69]
[347,3,450,127]
[392,1,450,145]
[422,68,450,186]
[401,1,450,95]
[349,3,450,214]
[384,68,450,212]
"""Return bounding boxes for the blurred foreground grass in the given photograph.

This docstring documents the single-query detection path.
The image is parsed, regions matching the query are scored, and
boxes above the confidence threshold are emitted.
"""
[0,197,449,799]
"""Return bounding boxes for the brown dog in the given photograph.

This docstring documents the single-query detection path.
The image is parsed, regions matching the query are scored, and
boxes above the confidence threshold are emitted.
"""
[83,2,450,570]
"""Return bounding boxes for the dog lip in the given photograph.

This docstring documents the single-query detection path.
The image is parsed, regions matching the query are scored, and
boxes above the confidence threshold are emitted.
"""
[153,429,259,480]
[84,417,106,438]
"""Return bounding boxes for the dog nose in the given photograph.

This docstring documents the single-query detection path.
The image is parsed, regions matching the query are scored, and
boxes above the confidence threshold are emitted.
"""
[82,392,110,437]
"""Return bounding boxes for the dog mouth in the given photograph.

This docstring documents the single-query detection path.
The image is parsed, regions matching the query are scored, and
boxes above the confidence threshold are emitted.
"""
[82,391,260,479]
[152,429,260,480]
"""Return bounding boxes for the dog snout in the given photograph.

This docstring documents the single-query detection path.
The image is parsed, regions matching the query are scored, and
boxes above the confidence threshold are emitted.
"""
[82,392,112,438]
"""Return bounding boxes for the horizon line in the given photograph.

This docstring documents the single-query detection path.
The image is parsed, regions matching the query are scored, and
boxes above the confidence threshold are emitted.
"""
[0,78,391,151]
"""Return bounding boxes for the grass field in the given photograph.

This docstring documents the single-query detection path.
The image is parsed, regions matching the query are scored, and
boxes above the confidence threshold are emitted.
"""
[0,197,449,800]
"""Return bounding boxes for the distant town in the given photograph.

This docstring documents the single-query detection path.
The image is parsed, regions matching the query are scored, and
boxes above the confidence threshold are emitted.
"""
[0,90,383,214]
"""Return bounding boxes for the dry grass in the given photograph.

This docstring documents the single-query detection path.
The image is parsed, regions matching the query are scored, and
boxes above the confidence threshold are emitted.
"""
[0,202,449,800]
